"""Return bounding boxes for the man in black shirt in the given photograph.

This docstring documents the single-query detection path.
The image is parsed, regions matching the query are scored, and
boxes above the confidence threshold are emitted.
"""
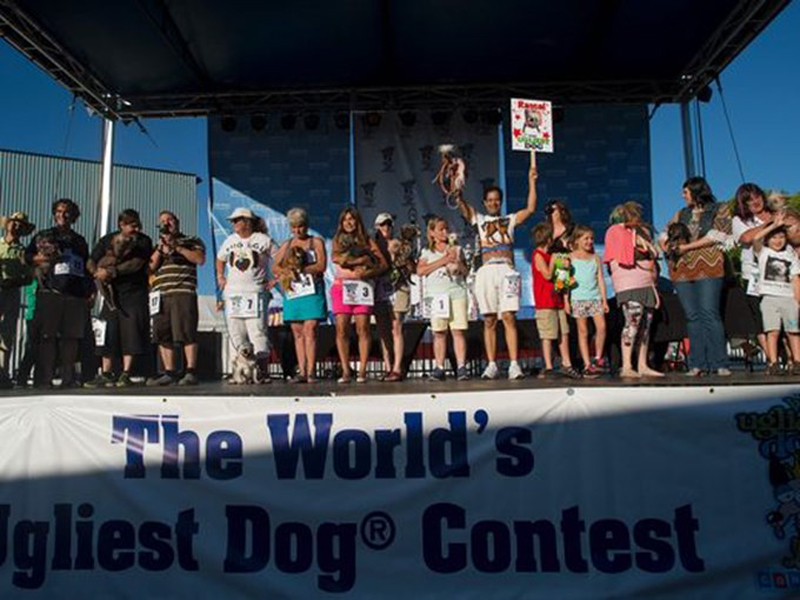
[85,209,153,387]
[25,199,91,388]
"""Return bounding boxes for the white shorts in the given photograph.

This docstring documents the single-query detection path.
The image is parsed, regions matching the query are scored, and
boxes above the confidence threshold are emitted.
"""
[474,262,520,315]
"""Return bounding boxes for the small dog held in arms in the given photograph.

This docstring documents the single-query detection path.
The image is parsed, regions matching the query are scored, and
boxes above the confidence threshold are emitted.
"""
[664,222,691,267]
[279,246,307,292]
[96,233,137,310]
[34,231,60,283]
[387,224,420,288]
[338,233,383,279]
[229,344,261,385]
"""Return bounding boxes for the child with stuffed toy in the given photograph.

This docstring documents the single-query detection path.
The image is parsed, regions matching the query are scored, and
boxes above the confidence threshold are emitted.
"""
[531,222,580,379]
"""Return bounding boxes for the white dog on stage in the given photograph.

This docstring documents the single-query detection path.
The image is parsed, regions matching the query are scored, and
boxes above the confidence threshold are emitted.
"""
[229,343,262,385]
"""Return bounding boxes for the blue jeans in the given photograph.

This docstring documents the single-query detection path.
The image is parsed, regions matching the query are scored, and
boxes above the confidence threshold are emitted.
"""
[674,277,728,371]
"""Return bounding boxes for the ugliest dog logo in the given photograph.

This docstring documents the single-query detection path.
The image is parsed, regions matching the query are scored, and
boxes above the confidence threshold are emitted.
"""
[736,393,800,584]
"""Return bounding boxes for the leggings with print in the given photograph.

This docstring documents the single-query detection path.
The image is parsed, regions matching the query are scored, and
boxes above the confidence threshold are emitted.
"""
[621,301,653,348]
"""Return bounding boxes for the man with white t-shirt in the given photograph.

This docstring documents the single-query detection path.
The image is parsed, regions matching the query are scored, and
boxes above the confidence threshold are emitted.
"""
[215,207,275,382]
[455,153,539,379]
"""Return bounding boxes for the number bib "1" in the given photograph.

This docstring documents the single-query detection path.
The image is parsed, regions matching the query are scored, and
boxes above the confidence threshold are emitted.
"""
[430,294,450,319]
[342,280,374,306]
[227,292,260,318]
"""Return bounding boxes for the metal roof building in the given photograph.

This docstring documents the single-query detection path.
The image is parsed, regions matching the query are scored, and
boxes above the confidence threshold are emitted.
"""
[0,148,199,243]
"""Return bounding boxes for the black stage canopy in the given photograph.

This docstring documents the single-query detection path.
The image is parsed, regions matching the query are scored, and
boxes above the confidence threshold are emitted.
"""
[0,0,790,119]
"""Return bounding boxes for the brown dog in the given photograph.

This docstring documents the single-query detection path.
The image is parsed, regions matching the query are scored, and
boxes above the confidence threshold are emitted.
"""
[96,233,136,310]
[279,246,307,291]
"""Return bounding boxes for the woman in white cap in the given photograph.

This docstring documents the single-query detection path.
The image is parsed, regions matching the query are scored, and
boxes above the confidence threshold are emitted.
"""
[372,212,413,381]
[215,207,275,382]
[0,211,35,387]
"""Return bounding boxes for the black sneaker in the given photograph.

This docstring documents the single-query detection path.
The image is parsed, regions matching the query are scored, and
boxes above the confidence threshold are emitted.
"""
[178,373,199,386]
[146,373,175,387]
[115,372,134,388]
[84,372,116,389]
[428,368,446,381]
[456,366,470,381]
[560,366,583,380]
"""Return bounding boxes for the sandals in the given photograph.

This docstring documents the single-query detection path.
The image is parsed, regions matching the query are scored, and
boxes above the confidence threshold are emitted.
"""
[384,371,403,382]
[356,376,368,384]
[337,375,352,384]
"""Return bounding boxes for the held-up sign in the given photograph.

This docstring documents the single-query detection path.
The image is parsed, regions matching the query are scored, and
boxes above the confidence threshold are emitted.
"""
[510,98,553,153]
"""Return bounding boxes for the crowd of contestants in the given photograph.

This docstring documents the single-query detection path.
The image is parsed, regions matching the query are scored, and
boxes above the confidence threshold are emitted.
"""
[0,169,799,389]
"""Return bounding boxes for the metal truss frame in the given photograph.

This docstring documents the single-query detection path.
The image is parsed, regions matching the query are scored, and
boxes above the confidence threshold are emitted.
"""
[0,0,791,120]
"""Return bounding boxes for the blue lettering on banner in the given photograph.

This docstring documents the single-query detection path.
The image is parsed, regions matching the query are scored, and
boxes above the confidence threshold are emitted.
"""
[266,411,509,480]
[111,415,243,480]
[111,412,536,481]
[421,503,705,575]
[0,501,706,592]
[0,504,199,589]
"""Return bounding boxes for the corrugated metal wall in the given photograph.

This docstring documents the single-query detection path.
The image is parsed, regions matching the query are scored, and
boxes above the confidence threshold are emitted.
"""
[0,149,198,245]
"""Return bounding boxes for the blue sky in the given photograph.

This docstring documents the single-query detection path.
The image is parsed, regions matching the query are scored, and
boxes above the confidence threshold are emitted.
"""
[1,2,798,235]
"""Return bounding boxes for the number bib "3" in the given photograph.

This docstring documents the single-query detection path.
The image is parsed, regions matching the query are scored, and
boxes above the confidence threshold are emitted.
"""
[342,280,374,306]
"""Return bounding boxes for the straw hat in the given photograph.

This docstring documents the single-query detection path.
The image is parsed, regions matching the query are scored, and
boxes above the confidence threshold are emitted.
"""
[0,211,35,236]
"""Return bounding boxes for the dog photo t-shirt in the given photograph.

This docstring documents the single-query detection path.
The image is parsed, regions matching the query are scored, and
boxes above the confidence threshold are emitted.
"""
[217,232,273,293]
[757,246,800,297]
[472,213,517,264]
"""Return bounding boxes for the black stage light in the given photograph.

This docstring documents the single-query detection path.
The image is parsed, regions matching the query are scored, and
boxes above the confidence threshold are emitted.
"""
[431,111,450,126]
[399,110,416,127]
[221,115,237,132]
[462,108,478,124]
[480,109,502,126]
[696,85,713,103]
[364,112,382,128]
[281,114,297,130]
[250,114,266,131]
[334,112,350,130]
[304,114,320,130]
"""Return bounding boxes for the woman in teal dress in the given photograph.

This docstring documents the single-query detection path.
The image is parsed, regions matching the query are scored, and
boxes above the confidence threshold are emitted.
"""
[273,208,328,383]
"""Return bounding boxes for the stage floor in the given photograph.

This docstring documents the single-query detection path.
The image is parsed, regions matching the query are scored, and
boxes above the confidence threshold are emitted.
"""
[2,369,799,398]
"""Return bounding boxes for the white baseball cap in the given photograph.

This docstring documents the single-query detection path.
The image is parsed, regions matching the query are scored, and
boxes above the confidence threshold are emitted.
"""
[374,212,394,227]
[227,207,256,221]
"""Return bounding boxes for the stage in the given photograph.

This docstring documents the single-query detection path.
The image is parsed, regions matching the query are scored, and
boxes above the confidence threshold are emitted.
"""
[2,368,797,399]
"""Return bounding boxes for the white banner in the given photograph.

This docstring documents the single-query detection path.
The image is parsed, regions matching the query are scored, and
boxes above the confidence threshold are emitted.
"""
[0,385,798,597]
